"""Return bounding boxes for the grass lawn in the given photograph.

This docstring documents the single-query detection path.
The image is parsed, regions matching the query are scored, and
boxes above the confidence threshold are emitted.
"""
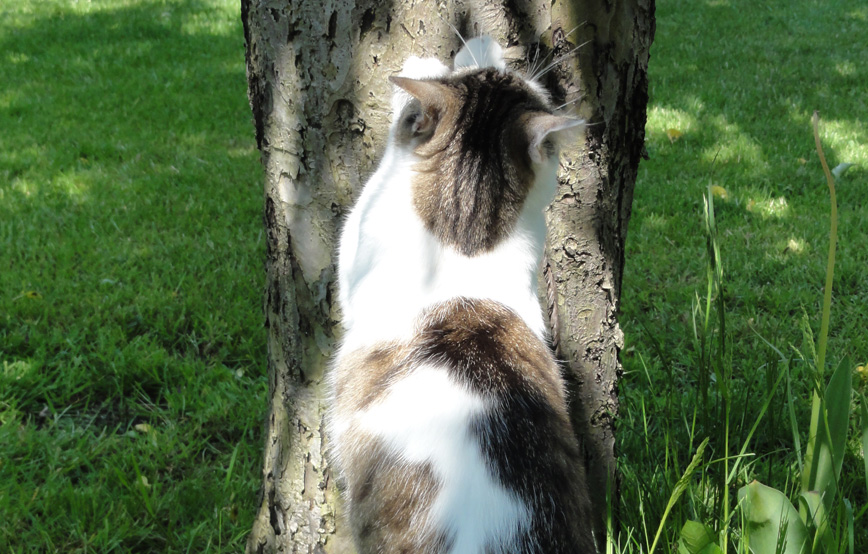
[0,0,865,552]
[1,1,264,551]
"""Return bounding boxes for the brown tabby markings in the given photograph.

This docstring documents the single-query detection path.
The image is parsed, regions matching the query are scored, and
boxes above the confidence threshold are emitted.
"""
[333,299,595,553]
[351,442,448,554]
[405,69,553,256]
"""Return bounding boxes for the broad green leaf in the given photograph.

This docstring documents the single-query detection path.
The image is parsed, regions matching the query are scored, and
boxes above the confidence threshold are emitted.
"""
[824,357,852,484]
[798,491,832,553]
[739,480,808,554]
[802,358,853,508]
[804,357,853,513]
[678,520,722,554]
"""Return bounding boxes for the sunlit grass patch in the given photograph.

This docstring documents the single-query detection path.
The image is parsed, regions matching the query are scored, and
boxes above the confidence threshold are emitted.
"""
[746,195,791,219]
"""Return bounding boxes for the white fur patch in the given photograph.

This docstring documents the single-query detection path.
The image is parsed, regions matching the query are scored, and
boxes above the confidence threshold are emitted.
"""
[337,145,557,354]
[357,367,529,552]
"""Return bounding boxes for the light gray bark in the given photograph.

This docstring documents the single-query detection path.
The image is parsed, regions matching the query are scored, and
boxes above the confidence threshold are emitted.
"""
[241,1,653,552]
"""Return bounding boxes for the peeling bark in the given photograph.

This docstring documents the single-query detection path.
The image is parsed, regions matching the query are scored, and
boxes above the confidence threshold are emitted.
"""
[241,1,653,552]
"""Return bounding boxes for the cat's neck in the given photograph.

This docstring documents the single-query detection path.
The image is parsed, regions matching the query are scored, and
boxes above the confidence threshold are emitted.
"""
[337,149,557,354]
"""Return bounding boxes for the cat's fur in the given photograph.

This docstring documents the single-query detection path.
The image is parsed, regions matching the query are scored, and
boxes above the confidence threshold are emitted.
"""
[328,37,595,553]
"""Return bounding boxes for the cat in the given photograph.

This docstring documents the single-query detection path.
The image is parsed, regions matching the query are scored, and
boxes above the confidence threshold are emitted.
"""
[328,36,596,553]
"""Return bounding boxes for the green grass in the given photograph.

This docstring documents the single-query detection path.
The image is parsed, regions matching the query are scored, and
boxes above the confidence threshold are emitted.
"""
[0,1,264,551]
[1,0,866,552]
[617,0,868,551]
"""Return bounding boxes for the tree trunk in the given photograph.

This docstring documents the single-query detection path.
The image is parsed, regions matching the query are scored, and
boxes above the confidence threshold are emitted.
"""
[240,1,653,552]
[543,0,655,544]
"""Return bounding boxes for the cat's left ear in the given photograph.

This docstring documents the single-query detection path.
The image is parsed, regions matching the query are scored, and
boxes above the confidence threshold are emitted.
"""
[389,76,453,109]
[390,76,454,136]
[525,114,584,164]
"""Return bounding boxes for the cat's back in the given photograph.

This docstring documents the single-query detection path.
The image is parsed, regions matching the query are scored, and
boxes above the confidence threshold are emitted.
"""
[331,299,594,553]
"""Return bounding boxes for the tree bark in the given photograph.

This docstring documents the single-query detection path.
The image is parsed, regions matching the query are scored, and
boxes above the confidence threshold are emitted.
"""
[240,1,653,552]
[543,0,655,544]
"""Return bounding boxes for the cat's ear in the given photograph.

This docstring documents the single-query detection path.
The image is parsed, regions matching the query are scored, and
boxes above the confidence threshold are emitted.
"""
[525,114,584,164]
[390,76,454,136]
[389,76,452,110]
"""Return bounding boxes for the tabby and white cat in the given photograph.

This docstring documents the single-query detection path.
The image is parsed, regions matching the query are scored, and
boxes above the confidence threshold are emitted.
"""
[328,36,595,553]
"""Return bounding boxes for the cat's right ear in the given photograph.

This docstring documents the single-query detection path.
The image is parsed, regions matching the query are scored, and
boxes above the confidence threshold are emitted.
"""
[525,114,585,164]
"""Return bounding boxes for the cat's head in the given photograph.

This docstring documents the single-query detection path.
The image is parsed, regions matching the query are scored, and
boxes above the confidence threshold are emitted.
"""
[389,37,582,256]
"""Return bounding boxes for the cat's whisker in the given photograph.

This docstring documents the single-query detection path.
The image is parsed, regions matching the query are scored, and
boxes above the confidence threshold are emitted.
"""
[531,40,591,81]
[525,23,587,79]
[527,43,542,78]
[554,97,583,111]
[559,21,588,43]
[437,13,479,68]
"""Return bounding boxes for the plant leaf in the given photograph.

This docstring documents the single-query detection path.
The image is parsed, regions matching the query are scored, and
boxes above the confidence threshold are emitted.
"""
[824,357,852,486]
[805,357,853,510]
[802,354,852,501]
[738,480,809,554]
[798,491,832,553]
[678,520,722,554]
[844,498,854,554]
[710,185,729,200]
[134,423,153,434]
[831,162,854,179]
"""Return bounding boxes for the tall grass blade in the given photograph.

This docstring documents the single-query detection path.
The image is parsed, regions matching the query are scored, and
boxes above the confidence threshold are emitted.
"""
[810,110,838,381]
[648,437,709,554]
[725,363,787,484]
[861,395,868,499]
[802,112,840,501]
[785,367,804,476]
